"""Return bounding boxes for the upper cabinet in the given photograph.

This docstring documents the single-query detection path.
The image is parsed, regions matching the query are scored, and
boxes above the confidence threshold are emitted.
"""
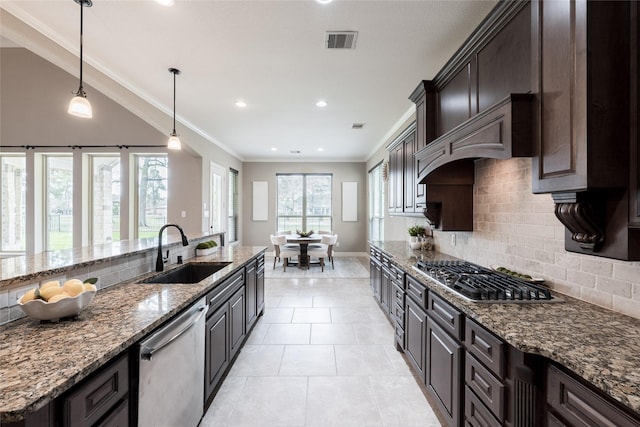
[531,0,639,260]
[387,124,425,216]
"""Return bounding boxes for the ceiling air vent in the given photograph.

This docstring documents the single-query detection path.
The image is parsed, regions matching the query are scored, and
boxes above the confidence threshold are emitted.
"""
[290,150,301,154]
[352,123,365,129]
[326,31,358,49]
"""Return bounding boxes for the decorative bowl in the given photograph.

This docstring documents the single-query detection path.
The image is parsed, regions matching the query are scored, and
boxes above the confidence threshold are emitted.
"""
[296,230,314,238]
[18,290,96,321]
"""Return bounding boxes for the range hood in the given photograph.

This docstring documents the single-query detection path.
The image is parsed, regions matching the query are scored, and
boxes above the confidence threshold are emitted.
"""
[413,94,533,231]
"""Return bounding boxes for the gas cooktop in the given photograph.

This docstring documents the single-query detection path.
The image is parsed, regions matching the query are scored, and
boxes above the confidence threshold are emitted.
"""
[412,260,561,303]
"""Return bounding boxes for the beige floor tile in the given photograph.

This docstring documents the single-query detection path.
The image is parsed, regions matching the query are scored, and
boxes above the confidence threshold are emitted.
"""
[310,323,357,344]
[313,295,348,308]
[279,344,337,376]
[292,307,332,323]
[305,376,382,426]
[228,344,285,376]
[353,321,395,345]
[279,296,314,307]
[369,376,441,426]
[262,323,311,344]
[330,307,375,323]
[200,376,247,427]
[244,319,269,344]
[226,376,308,426]
[335,345,398,376]
[261,307,294,323]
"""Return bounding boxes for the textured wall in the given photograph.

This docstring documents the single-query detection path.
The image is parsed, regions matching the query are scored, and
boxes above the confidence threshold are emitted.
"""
[432,157,640,319]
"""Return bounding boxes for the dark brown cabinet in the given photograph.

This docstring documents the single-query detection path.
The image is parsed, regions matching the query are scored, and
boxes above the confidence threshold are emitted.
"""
[388,141,404,214]
[387,126,425,216]
[204,268,246,407]
[245,259,257,329]
[62,352,129,427]
[380,264,392,316]
[531,0,638,260]
[405,295,427,383]
[369,248,381,300]
[426,317,463,427]
[256,255,265,317]
[546,364,640,427]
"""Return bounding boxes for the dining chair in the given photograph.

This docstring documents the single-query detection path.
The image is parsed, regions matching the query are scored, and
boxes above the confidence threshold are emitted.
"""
[307,234,337,271]
[270,234,300,271]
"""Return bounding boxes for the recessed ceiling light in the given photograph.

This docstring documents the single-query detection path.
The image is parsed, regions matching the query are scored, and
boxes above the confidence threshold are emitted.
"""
[235,100,247,108]
[155,0,174,6]
[317,148,324,152]
[316,0,333,4]
[316,100,328,107]
[271,147,277,151]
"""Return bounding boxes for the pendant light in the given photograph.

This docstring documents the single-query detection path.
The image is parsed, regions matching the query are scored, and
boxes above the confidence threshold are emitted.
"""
[68,0,93,118]
[167,68,182,150]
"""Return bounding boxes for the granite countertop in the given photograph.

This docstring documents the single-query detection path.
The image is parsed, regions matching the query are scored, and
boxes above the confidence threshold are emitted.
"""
[0,245,266,423]
[370,241,640,416]
[0,231,223,289]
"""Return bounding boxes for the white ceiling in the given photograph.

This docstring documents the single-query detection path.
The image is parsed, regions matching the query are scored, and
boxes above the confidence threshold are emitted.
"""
[1,0,497,162]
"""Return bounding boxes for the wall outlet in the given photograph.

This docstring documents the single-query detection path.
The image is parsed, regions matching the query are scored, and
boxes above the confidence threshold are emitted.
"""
[450,233,456,246]
[181,211,187,218]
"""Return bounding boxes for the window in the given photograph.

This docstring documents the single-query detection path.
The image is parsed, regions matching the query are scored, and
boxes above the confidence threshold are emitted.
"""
[90,155,120,245]
[0,155,26,253]
[136,155,168,239]
[368,162,384,241]
[277,174,332,232]
[228,168,238,243]
[46,155,73,250]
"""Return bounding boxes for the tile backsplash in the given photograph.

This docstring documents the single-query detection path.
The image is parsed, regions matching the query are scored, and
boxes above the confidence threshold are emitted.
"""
[429,157,640,319]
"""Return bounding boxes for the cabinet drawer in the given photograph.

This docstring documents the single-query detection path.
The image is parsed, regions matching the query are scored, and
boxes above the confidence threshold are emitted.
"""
[63,353,129,427]
[391,264,405,283]
[393,301,405,326]
[95,398,128,427]
[547,364,640,427]
[381,254,392,269]
[464,385,501,427]
[207,269,244,314]
[405,274,428,307]
[392,282,405,307]
[465,318,505,378]
[427,292,463,340]
[394,322,404,347]
[465,353,505,421]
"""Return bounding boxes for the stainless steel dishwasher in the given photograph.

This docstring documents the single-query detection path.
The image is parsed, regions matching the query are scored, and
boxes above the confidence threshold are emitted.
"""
[137,297,207,427]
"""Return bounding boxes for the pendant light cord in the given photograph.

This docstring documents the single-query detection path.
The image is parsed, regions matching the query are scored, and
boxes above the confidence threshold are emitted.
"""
[79,1,84,94]
[172,71,176,134]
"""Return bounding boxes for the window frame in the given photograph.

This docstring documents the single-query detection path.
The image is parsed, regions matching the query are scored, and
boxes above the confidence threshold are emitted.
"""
[276,173,333,233]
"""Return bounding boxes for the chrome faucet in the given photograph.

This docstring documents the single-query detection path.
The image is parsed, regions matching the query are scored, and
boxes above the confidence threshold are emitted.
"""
[156,224,189,271]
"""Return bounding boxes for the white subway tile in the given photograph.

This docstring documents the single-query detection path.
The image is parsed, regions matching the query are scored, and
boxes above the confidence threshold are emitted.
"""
[612,296,640,319]
[596,277,631,298]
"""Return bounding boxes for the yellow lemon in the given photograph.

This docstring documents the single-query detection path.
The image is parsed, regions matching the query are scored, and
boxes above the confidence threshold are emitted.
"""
[48,293,71,303]
[40,280,60,290]
[83,283,97,292]
[20,288,38,303]
[63,279,85,297]
[39,286,64,301]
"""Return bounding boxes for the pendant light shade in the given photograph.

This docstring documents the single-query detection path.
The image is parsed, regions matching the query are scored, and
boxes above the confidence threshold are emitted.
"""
[69,0,93,118]
[168,67,182,150]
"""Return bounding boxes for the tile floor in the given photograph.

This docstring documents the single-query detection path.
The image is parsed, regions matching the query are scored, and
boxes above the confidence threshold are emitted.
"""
[200,269,442,427]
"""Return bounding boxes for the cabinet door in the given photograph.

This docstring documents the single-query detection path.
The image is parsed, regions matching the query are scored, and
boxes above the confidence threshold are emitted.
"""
[426,318,463,427]
[380,266,392,316]
[245,260,257,329]
[95,399,128,427]
[403,133,416,213]
[388,143,404,213]
[405,297,427,382]
[229,287,246,358]
[205,305,229,403]
[256,263,265,316]
[370,258,381,300]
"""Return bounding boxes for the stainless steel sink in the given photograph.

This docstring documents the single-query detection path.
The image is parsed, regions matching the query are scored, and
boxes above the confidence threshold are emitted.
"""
[142,262,232,284]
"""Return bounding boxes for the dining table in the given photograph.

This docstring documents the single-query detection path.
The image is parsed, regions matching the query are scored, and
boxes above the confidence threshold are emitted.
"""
[285,234,321,269]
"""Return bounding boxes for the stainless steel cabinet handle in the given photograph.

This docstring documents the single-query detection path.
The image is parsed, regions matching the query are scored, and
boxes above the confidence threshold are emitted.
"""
[141,304,206,361]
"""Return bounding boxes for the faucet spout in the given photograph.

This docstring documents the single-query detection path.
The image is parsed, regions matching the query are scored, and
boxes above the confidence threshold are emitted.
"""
[156,224,189,272]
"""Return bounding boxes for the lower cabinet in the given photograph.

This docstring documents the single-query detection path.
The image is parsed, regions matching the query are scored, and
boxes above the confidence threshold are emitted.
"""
[62,352,130,427]
[405,296,427,381]
[380,264,393,316]
[426,317,463,427]
[546,364,640,427]
[245,259,257,329]
[256,255,265,316]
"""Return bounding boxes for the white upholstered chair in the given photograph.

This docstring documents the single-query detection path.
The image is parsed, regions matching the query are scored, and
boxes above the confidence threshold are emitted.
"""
[270,234,300,271]
[308,234,337,271]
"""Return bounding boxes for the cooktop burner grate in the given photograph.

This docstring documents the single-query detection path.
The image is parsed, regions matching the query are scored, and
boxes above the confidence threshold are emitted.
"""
[413,260,558,303]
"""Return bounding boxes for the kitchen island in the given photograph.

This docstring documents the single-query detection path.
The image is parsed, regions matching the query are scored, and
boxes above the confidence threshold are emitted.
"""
[0,243,265,424]
[371,241,640,424]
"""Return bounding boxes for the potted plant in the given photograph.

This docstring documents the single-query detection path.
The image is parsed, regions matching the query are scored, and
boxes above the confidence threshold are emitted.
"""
[407,225,426,249]
[195,240,218,256]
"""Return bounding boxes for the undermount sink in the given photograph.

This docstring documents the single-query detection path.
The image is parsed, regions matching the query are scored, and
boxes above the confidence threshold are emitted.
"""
[142,262,232,284]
